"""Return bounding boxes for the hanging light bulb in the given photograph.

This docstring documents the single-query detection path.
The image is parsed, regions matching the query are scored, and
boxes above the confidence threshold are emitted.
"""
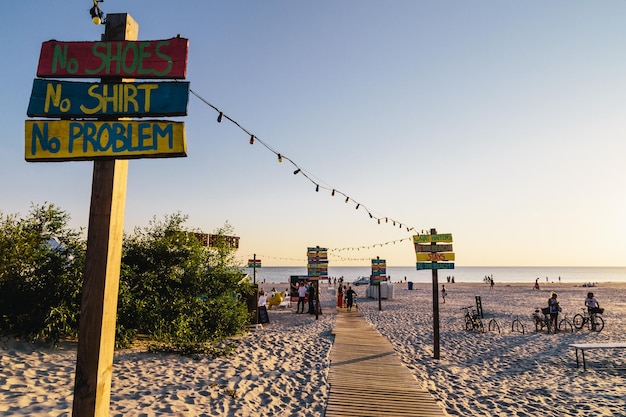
[277,154,282,163]
[331,189,335,196]
[355,204,360,210]
[89,0,104,24]
[217,112,223,122]
[378,219,380,224]
[369,213,373,218]
[345,196,349,203]
[293,169,301,175]
[316,184,319,192]
[385,218,388,223]
[249,135,255,145]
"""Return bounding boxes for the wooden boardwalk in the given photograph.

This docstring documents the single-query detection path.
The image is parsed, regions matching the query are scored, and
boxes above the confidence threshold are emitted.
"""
[325,310,447,417]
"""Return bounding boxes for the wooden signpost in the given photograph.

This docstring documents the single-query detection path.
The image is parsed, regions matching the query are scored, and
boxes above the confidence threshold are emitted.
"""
[371,257,386,311]
[307,246,328,320]
[24,13,189,417]
[413,230,455,360]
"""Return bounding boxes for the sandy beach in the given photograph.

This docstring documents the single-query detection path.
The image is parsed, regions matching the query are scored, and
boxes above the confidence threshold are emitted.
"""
[1,280,625,416]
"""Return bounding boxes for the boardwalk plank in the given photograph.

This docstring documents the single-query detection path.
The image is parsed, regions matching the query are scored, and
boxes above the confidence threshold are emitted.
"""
[325,310,447,417]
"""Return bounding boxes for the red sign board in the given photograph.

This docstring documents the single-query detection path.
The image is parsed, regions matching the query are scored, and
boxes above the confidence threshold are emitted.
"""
[36,37,188,79]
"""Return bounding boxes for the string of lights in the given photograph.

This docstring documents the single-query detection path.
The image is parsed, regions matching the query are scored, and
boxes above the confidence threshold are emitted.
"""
[244,236,414,265]
[190,89,430,237]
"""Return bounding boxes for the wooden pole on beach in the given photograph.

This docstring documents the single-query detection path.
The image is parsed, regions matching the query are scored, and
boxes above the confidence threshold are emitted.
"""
[431,228,441,360]
[72,14,137,417]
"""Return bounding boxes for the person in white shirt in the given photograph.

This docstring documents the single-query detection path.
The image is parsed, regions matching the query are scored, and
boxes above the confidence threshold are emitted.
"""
[585,292,600,312]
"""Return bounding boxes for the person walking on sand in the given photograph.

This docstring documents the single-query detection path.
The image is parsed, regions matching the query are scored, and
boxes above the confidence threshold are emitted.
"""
[345,285,357,312]
[296,281,307,314]
[441,285,447,303]
[548,292,560,330]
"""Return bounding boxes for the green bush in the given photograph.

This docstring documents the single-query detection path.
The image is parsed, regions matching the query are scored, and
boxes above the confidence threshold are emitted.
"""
[0,206,252,353]
[0,203,85,346]
[117,215,253,352]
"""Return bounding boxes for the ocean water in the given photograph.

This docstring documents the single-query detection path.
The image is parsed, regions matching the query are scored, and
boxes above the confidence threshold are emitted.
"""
[244,266,626,284]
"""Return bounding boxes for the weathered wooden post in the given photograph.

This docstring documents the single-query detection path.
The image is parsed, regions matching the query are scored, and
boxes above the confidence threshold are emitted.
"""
[26,10,189,416]
[414,230,454,360]
[430,228,440,360]
[72,14,137,417]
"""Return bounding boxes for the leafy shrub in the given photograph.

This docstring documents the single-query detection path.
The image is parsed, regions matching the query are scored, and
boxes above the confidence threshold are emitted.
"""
[117,215,252,352]
[0,203,85,346]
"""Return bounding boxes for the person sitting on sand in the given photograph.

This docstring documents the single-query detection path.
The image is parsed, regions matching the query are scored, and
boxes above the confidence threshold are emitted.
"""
[548,292,560,330]
[534,278,540,290]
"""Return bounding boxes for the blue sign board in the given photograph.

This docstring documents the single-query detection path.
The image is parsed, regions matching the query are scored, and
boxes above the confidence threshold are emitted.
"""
[27,79,189,118]
[416,262,455,270]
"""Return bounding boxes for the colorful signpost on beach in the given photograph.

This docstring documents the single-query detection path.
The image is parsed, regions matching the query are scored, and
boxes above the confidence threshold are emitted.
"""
[248,259,262,268]
[413,230,454,360]
[24,15,191,416]
[307,246,327,318]
[370,258,386,285]
[25,36,189,162]
[307,246,328,279]
[413,233,455,271]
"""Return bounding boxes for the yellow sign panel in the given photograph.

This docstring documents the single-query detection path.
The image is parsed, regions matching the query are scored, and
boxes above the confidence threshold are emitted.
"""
[416,252,455,262]
[413,234,453,244]
[25,119,186,161]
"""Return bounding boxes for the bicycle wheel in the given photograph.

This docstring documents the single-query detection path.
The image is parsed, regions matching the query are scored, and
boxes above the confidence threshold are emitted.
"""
[559,318,573,333]
[546,318,554,334]
[592,315,604,332]
[476,318,485,333]
[465,315,473,331]
[488,319,501,333]
[511,319,525,334]
[573,314,584,329]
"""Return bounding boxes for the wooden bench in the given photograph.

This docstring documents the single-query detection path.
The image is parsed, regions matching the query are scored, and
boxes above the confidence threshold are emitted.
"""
[570,343,626,370]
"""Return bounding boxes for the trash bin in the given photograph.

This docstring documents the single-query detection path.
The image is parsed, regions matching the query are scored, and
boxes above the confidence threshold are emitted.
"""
[408,281,414,290]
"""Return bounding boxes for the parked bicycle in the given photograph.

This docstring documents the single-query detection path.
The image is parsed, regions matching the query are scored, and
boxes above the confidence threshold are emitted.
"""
[573,308,604,332]
[532,307,553,333]
[461,306,484,332]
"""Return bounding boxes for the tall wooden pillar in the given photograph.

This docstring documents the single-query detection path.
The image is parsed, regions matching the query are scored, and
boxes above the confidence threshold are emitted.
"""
[72,14,137,417]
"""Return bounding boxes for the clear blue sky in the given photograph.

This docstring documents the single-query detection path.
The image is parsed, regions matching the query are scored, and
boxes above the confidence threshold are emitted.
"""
[2,1,626,267]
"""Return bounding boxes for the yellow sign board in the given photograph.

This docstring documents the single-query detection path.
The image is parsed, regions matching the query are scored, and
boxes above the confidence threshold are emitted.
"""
[25,119,186,161]
[413,234,453,244]
[416,252,455,262]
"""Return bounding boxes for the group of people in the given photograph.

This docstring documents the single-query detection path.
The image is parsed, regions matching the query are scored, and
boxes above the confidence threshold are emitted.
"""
[336,282,358,312]
[546,291,601,329]
[291,280,320,314]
